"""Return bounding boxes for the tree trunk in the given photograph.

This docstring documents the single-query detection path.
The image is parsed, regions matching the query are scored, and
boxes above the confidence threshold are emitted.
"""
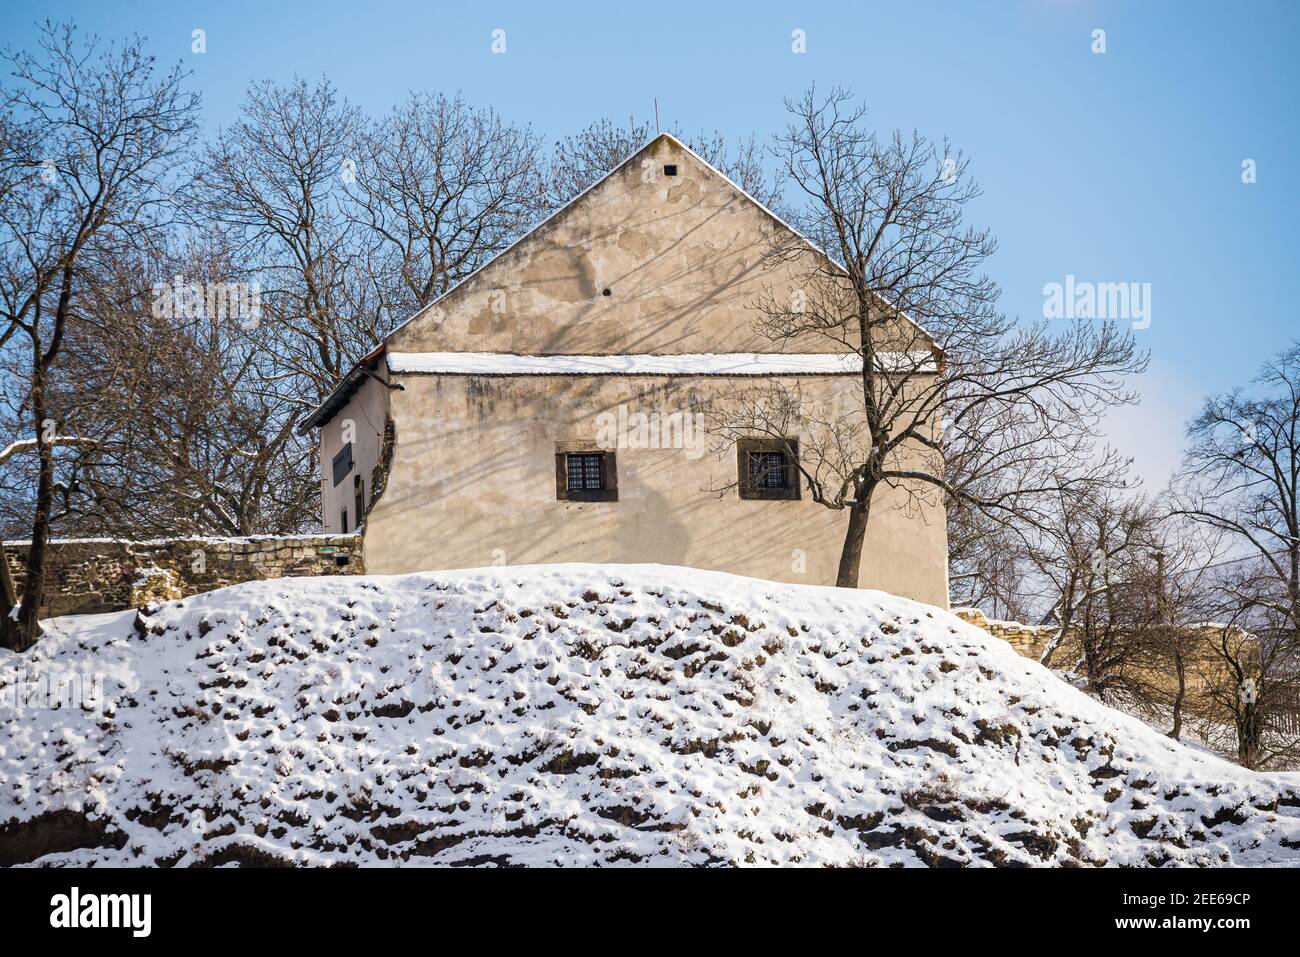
[1238,701,1260,769]
[1167,646,1185,740]
[835,487,874,588]
[16,366,51,651]
[1083,633,1103,696]
[1039,589,1078,669]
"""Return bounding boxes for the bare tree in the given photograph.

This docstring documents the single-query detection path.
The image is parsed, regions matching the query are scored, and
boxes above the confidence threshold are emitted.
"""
[192,77,365,401]
[0,23,197,650]
[946,507,1029,621]
[710,87,1147,588]
[0,274,144,536]
[52,231,316,536]
[347,92,547,324]
[1175,342,1300,635]
[189,83,556,531]
[944,428,1042,621]
[1172,344,1300,765]
[1025,487,1163,702]
[1194,587,1300,769]
[183,77,367,540]
[1122,518,1237,741]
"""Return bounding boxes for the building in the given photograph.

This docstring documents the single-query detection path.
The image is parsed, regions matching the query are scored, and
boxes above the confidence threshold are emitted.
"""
[300,133,949,605]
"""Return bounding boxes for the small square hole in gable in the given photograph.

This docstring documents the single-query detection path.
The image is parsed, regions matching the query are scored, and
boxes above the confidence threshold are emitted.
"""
[664,164,678,177]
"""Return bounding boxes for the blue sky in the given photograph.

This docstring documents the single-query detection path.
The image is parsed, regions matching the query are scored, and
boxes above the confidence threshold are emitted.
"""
[3,0,1297,488]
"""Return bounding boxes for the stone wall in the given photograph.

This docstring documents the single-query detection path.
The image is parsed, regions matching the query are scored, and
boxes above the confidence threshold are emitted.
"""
[953,608,1057,659]
[3,534,363,617]
[953,606,1247,723]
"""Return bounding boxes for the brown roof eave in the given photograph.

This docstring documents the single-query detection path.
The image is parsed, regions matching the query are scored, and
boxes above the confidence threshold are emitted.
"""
[295,346,386,436]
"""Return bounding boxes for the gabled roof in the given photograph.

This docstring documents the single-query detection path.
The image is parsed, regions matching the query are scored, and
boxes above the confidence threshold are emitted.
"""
[379,131,826,346]
[296,346,385,435]
[299,131,939,433]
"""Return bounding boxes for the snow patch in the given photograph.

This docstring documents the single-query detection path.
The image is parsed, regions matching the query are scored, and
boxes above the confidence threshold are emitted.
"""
[386,352,937,377]
[1,564,1297,867]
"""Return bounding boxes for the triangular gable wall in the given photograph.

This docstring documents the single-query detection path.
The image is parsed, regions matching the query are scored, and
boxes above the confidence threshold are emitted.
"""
[386,134,830,355]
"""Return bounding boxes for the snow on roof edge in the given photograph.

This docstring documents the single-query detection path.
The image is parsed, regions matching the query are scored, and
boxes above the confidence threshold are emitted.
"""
[385,351,938,376]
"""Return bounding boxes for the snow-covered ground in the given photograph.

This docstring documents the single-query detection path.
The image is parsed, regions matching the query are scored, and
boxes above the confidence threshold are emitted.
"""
[2,564,1298,867]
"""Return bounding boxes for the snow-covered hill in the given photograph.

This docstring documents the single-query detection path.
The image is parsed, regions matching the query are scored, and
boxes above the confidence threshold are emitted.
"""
[3,564,1299,867]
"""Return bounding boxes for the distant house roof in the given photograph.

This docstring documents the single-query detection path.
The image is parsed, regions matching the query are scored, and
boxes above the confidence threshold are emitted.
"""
[296,346,385,435]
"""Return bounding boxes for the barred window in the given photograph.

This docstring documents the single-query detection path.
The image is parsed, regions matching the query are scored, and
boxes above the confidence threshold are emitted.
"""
[555,446,618,502]
[566,453,605,491]
[748,451,790,491]
[738,438,800,501]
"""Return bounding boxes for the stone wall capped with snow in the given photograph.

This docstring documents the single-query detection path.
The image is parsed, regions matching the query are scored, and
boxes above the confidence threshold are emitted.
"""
[3,534,362,616]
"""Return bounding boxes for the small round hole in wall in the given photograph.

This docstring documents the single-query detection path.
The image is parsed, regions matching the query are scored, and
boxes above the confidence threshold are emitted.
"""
[602,288,612,297]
